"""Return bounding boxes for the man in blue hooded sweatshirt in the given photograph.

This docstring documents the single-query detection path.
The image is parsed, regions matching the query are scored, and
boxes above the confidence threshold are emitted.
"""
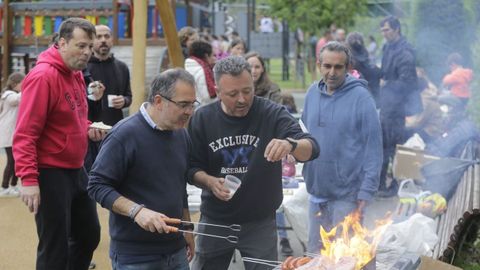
[301,41,383,253]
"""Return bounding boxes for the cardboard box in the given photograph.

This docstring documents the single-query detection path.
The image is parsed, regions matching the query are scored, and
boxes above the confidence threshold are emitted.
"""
[418,256,462,270]
[392,145,440,181]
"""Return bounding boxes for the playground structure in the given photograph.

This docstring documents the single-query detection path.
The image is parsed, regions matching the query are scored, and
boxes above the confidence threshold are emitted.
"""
[0,0,189,93]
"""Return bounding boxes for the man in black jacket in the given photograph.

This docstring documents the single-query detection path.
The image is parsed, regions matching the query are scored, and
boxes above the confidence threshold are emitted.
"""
[87,25,132,126]
[379,16,419,196]
[84,25,133,173]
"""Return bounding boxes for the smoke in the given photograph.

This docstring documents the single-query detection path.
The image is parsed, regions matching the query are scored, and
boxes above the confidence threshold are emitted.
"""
[410,0,476,85]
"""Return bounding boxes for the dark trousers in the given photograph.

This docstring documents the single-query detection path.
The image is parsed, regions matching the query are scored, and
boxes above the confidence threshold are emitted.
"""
[2,147,18,188]
[35,168,100,270]
[380,116,406,191]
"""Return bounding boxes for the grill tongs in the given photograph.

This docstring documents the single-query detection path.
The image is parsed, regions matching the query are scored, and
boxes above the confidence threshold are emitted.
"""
[164,218,241,244]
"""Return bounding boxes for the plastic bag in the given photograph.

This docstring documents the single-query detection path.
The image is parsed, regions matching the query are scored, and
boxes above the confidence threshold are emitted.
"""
[403,133,426,150]
[378,213,438,256]
[283,184,309,245]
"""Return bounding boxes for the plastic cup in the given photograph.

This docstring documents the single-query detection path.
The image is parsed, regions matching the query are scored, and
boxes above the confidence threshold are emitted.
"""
[224,175,242,198]
[107,95,115,107]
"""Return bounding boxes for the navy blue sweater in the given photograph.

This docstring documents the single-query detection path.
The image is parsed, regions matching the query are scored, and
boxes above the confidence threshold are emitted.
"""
[188,97,319,223]
[88,112,189,255]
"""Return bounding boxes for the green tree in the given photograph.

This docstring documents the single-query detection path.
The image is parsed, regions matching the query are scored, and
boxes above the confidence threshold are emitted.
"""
[266,0,368,34]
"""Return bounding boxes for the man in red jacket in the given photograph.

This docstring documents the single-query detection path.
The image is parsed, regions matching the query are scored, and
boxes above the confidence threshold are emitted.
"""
[13,18,105,270]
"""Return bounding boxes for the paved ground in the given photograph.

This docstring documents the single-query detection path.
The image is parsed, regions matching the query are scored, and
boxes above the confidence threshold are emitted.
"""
[0,149,398,270]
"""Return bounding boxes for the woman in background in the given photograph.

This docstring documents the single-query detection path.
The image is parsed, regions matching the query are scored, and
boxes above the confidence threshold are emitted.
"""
[228,38,247,57]
[178,26,199,59]
[245,51,282,103]
[185,40,217,106]
[0,72,25,197]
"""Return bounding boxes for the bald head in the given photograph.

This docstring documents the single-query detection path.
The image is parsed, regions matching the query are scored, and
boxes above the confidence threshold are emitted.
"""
[93,25,113,60]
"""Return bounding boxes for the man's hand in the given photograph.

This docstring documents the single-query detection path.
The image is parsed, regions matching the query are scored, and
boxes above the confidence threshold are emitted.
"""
[88,128,107,142]
[356,200,366,214]
[184,232,195,261]
[21,185,41,214]
[208,177,231,201]
[264,138,292,162]
[133,208,172,233]
[111,95,126,109]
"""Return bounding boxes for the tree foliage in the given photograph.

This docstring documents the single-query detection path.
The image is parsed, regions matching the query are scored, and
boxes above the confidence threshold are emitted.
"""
[266,0,368,34]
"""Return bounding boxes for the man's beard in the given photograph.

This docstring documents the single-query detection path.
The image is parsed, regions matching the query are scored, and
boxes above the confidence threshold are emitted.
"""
[96,45,111,57]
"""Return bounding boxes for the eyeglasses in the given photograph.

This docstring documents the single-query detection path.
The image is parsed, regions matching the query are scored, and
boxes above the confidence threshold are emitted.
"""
[160,95,200,110]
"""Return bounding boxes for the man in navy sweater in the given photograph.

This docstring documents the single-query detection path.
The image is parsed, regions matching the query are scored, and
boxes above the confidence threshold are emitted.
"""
[188,56,319,269]
[88,69,197,270]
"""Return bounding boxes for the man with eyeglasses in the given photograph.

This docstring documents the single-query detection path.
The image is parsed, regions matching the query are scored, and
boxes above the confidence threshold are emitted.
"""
[188,56,319,269]
[88,69,196,270]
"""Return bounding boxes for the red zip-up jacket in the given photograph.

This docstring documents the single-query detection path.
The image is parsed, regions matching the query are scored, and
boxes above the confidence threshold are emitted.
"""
[13,46,89,186]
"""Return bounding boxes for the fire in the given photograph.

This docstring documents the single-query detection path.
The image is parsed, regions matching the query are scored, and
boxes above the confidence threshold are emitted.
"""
[320,211,392,269]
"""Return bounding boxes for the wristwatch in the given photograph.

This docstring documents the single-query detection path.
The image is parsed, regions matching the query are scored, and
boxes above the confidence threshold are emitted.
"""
[286,137,298,153]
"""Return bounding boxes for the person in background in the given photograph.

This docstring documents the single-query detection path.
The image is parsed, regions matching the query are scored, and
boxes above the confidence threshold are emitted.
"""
[442,52,473,107]
[281,92,298,114]
[0,72,25,197]
[405,72,443,144]
[316,30,333,61]
[88,69,197,270]
[219,35,231,59]
[228,38,247,57]
[260,15,274,33]
[178,26,199,59]
[378,15,419,197]
[87,25,131,127]
[302,42,382,252]
[335,28,346,43]
[245,51,282,103]
[229,31,240,42]
[185,40,217,106]
[13,18,104,270]
[367,35,378,64]
[346,32,381,107]
[188,56,319,269]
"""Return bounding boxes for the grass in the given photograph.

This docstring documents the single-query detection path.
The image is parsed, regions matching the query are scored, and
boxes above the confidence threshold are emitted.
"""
[266,58,313,92]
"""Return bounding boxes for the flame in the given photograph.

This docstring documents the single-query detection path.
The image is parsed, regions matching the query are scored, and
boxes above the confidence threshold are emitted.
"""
[320,211,392,269]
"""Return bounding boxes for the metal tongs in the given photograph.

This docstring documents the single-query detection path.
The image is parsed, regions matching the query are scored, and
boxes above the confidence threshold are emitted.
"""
[164,218,241,244]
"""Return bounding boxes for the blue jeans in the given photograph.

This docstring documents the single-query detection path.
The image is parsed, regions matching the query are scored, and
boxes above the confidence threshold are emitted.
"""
[307,200,357,253]
[276,212,288,239]
[111,248,189,270]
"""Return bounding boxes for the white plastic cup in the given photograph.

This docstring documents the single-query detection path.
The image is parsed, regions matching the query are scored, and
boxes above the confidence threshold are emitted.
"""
[224,175,242,198]
[107,95,115,107]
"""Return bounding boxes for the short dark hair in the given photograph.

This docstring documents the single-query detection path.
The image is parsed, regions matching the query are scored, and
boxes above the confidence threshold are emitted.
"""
[213,56,251,84]
[59,17,96,42]
[148,68,195,103]
[229,38,247,52]
[380,15,401,35]
[318,41,351,67]
[189,40,213,59]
